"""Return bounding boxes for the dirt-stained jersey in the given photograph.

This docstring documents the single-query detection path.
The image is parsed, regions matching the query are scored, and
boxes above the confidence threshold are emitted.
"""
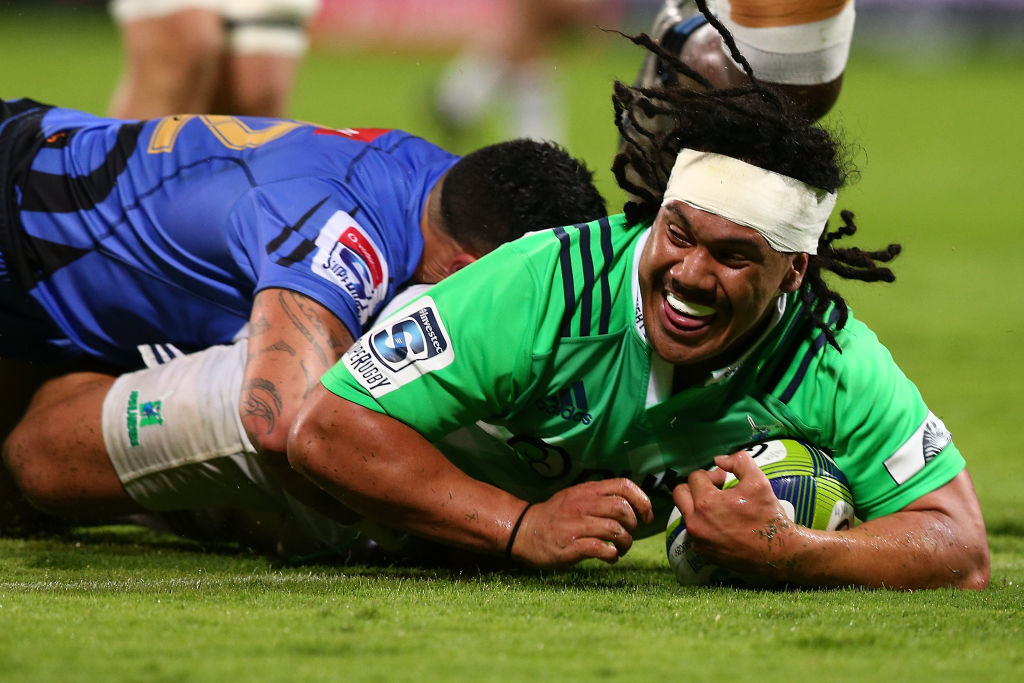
[0,98,457,366]
[322,214,965,538]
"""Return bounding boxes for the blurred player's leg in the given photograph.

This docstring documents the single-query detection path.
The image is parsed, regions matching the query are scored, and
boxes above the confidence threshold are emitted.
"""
[509,59,565,142]
[109,0,319,119]
[433,49,506,137]
[108,5,225,118]
[433,0,613,144]
[213,52,303,117]
[634,0,854,120]
[633,0,708,90]
[212,0,320,117]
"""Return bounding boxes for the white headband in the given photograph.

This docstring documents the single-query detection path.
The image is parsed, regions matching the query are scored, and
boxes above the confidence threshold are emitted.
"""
[661,149,837,254]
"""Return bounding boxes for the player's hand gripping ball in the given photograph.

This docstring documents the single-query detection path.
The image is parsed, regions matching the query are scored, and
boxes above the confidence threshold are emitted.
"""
[665,439,855,586]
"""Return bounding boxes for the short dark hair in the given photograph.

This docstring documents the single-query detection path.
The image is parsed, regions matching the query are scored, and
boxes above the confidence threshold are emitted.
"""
[440,139,606,255]
[613,15,900,351]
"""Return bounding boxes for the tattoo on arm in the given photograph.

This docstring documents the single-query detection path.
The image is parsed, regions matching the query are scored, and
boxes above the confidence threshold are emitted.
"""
[328,329,352,357]
[275,290,350,368]
[249,313,272,338]
[261,340,296,356]
[299,360,319,399]
[242,377,284,436]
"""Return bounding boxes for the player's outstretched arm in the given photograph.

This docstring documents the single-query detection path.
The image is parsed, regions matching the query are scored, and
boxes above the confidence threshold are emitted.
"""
[288,387,654,568]
[674,451,990,590]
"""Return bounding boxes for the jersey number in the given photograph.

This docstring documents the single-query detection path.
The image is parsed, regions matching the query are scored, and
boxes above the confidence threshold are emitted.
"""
[507,435,571,480]
[147,115,304,154]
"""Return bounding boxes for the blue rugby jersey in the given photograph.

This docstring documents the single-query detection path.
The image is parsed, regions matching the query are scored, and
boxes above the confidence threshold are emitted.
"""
[0,100,458,367]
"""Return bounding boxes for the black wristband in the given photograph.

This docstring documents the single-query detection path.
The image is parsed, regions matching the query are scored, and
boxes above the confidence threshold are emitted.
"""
[504,502,534,562]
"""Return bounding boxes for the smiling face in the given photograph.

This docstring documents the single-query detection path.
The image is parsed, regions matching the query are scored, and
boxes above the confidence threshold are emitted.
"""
[638,201,809,375]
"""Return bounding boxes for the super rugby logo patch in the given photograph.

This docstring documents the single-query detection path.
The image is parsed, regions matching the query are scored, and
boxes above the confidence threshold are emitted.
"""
[312,211,389,324]
[343,296,455,397]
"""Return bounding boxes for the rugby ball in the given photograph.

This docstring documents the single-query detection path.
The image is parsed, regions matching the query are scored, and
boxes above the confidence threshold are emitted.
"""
[665,439,855,586]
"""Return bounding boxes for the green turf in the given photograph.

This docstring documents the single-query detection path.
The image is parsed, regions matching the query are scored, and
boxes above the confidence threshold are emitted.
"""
[2,6,1023,681]
[2,528,1023,682]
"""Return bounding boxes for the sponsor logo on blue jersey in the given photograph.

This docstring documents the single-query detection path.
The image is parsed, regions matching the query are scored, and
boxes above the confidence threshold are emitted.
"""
[313,213,389,325]
[327,243,375,302]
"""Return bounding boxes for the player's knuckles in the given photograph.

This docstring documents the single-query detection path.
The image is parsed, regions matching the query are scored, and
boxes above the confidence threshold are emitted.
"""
[612,477,649,503]
[672,484,694,511]
[729,451,760,476]
[548,491,591,519]
[553,519,603,551]
[576,537,620,563]
[705,467,729,487]
[596,515,631,541]
[689,492,722,521]
[687,469,711,486]
[573,480,608,495]
[598,497,634,528]
[608,476,639,492]
[610,529,634,555]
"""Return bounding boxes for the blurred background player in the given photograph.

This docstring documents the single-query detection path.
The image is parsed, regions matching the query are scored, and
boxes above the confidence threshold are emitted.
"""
[432,0,621,145]
[634,0,854,121]
[108,0,322,118]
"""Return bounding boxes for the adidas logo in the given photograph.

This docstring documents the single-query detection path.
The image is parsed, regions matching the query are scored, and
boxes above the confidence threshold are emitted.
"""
[534,380,593,425]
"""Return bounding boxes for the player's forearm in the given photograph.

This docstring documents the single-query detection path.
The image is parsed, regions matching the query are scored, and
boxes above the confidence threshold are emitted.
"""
[778,471,989,590]
[288,390,527,556]
[751,508,990,590]
[241,288,353,455]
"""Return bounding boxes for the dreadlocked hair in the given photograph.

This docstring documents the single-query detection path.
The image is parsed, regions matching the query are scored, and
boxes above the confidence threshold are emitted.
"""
[802,211,902,350]
[612,0,900,351]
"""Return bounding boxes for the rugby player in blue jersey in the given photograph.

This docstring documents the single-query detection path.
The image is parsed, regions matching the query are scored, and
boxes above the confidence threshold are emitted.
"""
[0,100,605,534]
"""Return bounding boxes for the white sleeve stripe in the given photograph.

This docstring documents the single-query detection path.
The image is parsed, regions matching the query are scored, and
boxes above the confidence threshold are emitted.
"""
[137,343,186,368]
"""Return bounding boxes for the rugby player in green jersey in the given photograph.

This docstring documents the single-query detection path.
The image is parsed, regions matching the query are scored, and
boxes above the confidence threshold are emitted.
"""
[287,47,989,590]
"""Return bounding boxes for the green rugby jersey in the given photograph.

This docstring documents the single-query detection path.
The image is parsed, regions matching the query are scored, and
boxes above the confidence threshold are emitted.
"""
[323,214,964,539]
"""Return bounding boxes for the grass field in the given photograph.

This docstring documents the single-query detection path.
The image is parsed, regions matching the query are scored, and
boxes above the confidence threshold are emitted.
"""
[2,6,1024,682]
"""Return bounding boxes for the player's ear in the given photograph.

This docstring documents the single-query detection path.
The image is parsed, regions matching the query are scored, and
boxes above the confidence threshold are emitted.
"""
[446,252,478,276]
[779,253,810,293]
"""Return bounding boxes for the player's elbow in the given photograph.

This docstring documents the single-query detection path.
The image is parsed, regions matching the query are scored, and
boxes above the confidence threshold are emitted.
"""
[285,400,329,484]
[953,543,991,591]
[241,414,290,458]
[929,517,990,590]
